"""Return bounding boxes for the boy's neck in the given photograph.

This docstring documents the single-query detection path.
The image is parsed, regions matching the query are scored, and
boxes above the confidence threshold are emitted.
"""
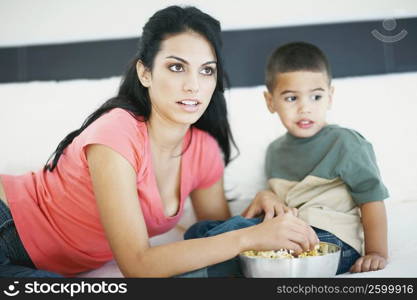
[285,124,333,141]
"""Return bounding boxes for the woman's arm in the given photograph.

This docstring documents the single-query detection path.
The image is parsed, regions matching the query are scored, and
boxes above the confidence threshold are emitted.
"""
[190,177,231,221]
[350,201,388,273]
[87,144,318,277]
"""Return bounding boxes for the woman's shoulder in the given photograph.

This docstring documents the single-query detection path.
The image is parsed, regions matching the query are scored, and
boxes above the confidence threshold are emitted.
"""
[76,108,148,151]
[188,127,224,187]
[74,108,147,174]
[89,108,147,134]
[187,127,223,168]
[103,108,144,124]
[191,127,219,149]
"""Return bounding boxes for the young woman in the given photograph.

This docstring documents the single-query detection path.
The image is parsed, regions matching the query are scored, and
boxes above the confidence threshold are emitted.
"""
[0,5,318,278]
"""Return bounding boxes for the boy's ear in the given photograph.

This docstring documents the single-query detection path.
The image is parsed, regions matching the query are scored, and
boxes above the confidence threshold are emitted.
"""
[327,85,335,110]
[263,91,275,113]
[136,60,151,87]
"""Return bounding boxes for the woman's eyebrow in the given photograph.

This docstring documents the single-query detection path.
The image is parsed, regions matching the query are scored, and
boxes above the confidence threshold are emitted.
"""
[202,60,217,66]
[166,55,216,66]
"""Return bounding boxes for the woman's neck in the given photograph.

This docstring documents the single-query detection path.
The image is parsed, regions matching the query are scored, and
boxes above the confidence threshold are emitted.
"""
[147,116,189,157]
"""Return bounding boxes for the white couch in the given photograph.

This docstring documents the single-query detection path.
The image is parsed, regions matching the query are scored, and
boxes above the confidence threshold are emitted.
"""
[1,72,416,277]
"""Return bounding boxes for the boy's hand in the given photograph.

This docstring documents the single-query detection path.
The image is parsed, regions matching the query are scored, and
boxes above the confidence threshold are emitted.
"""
[349,253,387,273]
[241,190,298,220]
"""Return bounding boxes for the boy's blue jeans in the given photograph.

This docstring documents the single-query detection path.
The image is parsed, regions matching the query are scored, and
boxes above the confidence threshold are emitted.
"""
[176,216,360,278]
[0,199,62,277]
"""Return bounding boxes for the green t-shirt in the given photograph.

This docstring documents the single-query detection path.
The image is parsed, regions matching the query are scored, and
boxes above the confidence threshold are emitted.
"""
[266,124,389,204]
[265,125,389,253]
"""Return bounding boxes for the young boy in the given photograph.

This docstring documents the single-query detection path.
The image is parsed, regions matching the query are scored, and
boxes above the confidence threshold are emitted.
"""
[243,41,389,274]
[183,42,388,276]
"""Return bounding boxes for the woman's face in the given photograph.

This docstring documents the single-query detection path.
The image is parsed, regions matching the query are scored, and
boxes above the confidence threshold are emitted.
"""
[138,31,217,127]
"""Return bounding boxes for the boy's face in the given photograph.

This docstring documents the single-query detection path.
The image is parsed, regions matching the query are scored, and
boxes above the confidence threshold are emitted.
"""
[264,71,333,138]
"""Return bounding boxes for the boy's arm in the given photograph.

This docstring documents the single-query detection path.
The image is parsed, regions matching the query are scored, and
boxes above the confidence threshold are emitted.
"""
[350,201,388,273]
[241,189,298,220]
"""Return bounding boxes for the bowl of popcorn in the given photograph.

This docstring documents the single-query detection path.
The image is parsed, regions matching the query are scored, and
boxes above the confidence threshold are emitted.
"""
[239,242,341,277]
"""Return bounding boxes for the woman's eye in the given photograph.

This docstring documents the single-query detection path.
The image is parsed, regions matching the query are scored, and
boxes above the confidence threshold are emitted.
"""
[285,96,297,102]
[168,64,184,72]
[312,94,322,101]
[200,66,215,76]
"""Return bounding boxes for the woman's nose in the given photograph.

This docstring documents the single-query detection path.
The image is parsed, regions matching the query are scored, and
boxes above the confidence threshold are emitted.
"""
[183,73,199,94]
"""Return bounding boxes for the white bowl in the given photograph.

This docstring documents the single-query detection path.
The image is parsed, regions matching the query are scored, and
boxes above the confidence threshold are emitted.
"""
[239,242,341,278]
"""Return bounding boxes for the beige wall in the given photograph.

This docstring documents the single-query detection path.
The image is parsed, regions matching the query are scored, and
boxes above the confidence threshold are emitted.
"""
[1,0,416,46]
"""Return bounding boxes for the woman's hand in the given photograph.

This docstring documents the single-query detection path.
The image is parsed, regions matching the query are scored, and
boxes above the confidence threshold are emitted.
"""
[240,212,319,254]
[241,190,298,220]
[350,253,387,273]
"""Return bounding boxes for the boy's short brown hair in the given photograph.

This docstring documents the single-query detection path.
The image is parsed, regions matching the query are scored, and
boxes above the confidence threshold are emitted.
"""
[265,42,332,91]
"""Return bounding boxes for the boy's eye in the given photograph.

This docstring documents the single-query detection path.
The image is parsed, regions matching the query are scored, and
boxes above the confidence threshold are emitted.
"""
[200,66,215,76]
[285,96,297,102]
[168,64,184,72]
[312,94,322,101]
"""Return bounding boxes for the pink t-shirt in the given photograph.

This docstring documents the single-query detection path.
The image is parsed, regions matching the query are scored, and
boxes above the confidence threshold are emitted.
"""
[1,108,224,276]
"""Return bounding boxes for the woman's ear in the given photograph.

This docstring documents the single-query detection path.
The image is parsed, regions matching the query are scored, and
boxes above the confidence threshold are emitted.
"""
[136,60,151,87]
[263,91,275,113]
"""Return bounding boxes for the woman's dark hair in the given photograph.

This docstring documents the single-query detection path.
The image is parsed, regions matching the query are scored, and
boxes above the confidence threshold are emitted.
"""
[45,5,238,171]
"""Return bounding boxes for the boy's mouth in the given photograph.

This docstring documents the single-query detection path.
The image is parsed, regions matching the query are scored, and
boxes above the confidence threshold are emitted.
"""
[296,119,314,129]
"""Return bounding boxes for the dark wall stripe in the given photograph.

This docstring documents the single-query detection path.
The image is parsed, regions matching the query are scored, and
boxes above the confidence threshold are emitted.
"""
[0,17,416,87]
[0,39,139,83]
[222,17,417,87]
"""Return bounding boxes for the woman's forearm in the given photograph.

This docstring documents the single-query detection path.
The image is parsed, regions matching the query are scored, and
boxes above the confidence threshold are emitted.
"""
[120,212,319,277]
[123,229,247,277]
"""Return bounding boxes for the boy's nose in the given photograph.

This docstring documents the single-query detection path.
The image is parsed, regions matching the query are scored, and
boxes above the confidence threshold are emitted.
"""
[298,99,311,114]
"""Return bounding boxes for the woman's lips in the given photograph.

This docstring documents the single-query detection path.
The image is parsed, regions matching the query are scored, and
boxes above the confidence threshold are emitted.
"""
[296,119,314,129]
[176,99,200,113]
